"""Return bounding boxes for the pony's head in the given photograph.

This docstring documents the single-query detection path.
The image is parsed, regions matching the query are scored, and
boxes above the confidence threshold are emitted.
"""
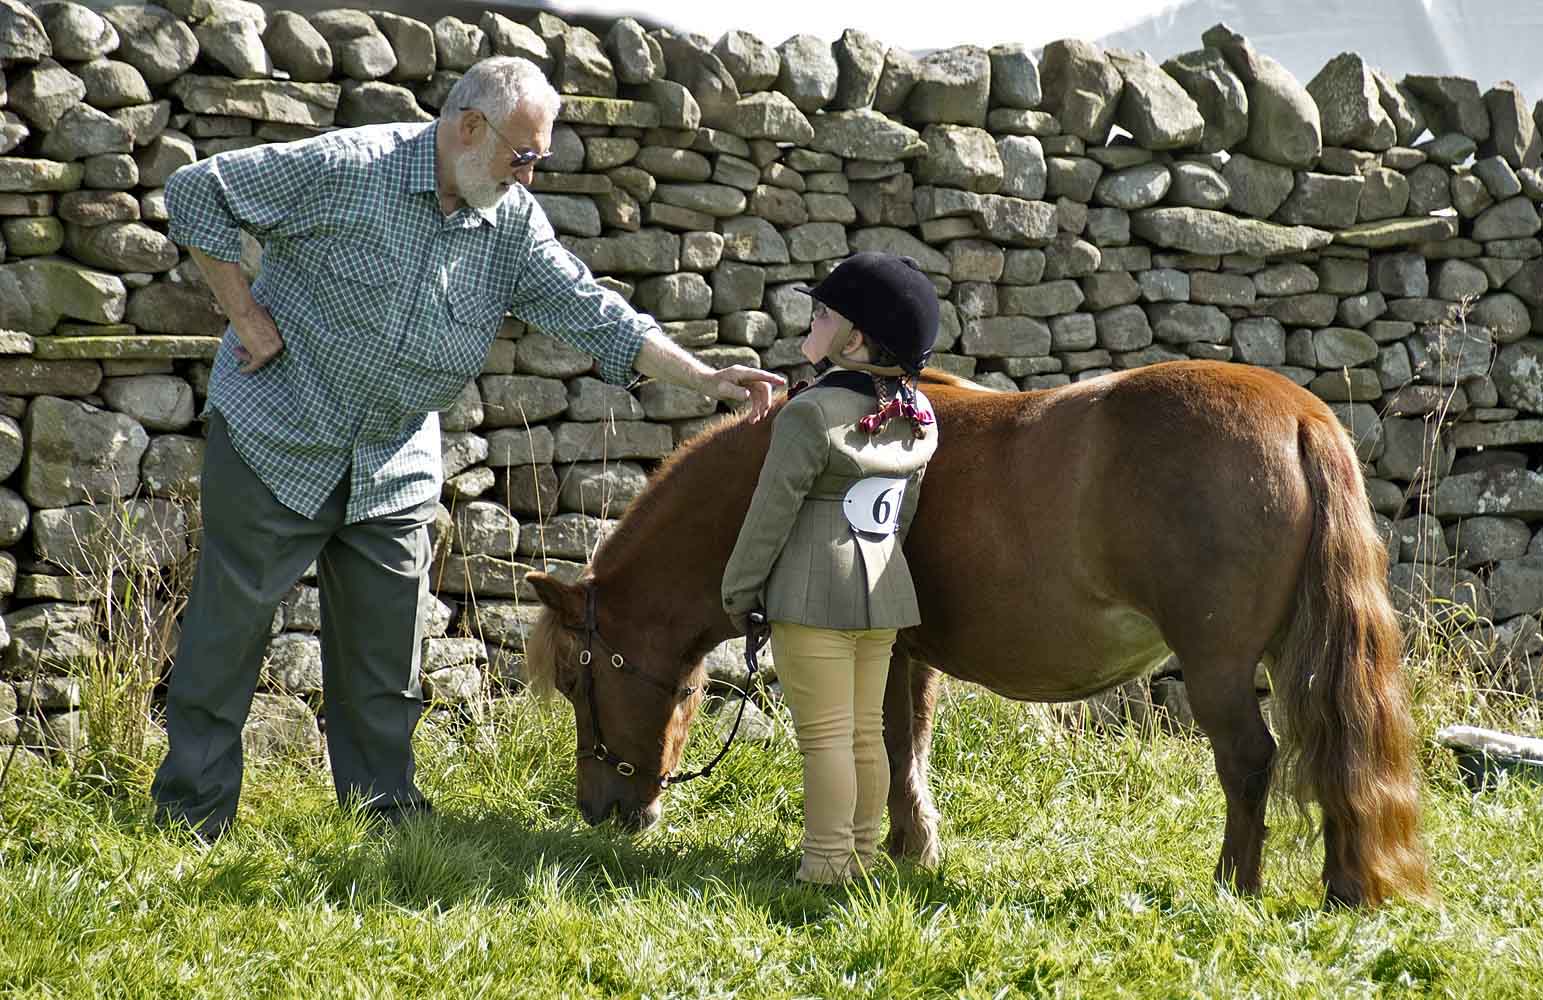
[521,408,785,830]
[525,571,709,830]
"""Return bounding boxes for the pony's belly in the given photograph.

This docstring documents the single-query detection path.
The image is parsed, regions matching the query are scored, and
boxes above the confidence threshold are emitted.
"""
[927,604,1170,703]
[1073,605,1173,696]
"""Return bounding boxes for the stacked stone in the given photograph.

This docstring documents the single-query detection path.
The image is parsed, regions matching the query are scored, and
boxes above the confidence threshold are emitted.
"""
[0,1,195,753]
[3,4,1543,755]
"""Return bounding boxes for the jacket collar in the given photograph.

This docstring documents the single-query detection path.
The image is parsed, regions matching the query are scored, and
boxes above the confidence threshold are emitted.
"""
[788,368,876,399]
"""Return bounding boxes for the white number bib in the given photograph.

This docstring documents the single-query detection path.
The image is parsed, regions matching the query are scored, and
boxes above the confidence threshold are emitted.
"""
[843,476,908,535]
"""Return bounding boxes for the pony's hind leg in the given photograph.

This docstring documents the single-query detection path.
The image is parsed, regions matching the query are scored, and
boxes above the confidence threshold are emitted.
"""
[1320,817,1358,907]
[882,651,943,865]
[1179,653,1277,895]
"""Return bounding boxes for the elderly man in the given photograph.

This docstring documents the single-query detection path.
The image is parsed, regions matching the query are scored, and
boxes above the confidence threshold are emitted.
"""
[151,56,782,838]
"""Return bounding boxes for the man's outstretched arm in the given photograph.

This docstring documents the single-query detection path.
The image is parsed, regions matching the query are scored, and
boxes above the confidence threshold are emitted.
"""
[633,331,783,421]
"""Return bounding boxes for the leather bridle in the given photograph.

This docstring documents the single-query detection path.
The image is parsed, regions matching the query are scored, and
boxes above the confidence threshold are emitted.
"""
[574,587,766,787]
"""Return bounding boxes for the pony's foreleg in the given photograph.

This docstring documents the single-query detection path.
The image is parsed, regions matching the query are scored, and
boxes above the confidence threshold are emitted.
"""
[882,651,942,865]
[1181,655,1276,896]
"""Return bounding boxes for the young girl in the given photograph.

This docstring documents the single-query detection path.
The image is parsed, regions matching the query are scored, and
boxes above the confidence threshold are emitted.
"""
[722,252,940,883]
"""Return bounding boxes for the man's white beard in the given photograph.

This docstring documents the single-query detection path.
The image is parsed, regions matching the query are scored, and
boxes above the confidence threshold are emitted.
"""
[454,136,507,210]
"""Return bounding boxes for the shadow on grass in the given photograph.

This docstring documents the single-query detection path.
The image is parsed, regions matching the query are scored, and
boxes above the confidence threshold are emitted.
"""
[367,805,992,927]
[15,765,1272,931]
[3,755,1001,926]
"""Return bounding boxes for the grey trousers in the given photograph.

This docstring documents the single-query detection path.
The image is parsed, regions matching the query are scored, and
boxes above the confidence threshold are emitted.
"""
[151,411,434,836]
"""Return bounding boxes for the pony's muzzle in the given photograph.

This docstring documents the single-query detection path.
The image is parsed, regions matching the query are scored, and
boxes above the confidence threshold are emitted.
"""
[579,794,662,832]
[578,797,608,826]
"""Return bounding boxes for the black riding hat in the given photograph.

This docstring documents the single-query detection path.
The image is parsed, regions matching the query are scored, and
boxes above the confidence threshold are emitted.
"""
[799,252,939,375]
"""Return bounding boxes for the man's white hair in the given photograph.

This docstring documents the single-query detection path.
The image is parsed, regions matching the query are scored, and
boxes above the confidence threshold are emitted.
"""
[442,56,561,125]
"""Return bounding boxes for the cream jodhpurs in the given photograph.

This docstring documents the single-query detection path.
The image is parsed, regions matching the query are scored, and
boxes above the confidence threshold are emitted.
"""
[771,621,898,883]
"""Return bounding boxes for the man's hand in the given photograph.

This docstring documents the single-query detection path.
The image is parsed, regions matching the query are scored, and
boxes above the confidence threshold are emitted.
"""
[187,247,285,374]
[704,365,785,422]
[634,329,785,420]
[231,304,285,373]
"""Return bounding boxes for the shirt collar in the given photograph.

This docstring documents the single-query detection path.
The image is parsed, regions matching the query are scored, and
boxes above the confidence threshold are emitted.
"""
[406,121,438,195]
[406,120,500,228]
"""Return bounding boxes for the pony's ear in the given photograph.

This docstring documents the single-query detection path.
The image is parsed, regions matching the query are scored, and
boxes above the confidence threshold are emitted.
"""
[527,572,586,629]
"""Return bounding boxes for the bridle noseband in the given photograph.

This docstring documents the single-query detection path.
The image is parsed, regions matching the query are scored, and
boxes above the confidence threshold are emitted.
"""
[574,588,766,787]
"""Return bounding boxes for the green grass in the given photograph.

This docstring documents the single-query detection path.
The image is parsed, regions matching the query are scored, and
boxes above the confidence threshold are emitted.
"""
[1,658,1541,999]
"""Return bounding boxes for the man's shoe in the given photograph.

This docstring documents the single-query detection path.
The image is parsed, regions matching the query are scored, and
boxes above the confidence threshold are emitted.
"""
[152,807,230,847]
[365,797,434,829]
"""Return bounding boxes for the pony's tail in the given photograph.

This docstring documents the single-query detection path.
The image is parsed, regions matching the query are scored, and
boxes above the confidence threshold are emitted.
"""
[1272,414,1431,906]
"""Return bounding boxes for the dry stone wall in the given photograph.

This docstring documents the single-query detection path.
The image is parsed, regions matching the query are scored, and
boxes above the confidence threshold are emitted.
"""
[1,0,1542,751]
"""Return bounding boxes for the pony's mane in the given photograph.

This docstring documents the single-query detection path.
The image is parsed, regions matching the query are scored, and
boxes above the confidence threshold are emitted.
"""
[587,405,767,573]
[524,406,764,695]
[919,368,979,390]
[525,368,979,692]
[592,368,980,569]
[524,606,569,699]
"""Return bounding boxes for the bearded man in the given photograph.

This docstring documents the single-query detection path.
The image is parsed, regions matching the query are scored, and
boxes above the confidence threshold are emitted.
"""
[151,56,782,839]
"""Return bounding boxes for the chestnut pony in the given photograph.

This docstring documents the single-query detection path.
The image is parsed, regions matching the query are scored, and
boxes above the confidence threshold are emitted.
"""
[526,361,1429,906]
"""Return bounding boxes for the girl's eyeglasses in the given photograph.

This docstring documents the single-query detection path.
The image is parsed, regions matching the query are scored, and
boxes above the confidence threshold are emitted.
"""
[462,106,553,169]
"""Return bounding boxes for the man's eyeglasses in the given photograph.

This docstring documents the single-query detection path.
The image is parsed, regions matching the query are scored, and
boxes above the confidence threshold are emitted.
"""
[461,106,552,169]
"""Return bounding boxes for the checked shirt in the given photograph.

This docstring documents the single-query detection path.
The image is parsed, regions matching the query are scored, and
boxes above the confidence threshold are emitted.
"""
[166,120,654,523]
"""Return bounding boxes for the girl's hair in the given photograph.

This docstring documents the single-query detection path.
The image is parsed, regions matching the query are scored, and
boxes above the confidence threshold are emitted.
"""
[843,323,901,371]
[442,56,561,126]
[831,326,931,438]
[859,373,932,438]
[867,341,902,370]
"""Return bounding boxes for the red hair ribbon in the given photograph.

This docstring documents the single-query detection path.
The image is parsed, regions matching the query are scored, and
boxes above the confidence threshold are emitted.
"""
[859,394,935,437]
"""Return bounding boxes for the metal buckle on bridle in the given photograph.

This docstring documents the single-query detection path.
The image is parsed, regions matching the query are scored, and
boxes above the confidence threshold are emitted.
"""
[595,745,635,777]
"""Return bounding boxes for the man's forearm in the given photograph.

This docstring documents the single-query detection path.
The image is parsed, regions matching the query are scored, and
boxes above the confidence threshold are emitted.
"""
[632,327,717,393]
[188,246,287,371]
[632,325,785,419]
[188,246,265,326]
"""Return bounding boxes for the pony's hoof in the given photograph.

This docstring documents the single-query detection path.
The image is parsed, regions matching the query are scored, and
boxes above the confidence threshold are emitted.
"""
[884,824,941,865]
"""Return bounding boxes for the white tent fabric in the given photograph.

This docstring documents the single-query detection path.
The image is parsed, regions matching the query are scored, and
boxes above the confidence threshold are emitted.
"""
[622,0,1173,53]
[280,0,1543,109]
[1097,0,1543,108]
[634,0,1542,106]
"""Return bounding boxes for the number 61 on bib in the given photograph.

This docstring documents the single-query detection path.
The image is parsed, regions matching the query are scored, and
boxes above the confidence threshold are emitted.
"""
[842,476,908,536]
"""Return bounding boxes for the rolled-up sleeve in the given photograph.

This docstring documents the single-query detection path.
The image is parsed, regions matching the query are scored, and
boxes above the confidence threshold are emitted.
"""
[722,399,828,618]
[508,200,652,385]
[165,137,336,262]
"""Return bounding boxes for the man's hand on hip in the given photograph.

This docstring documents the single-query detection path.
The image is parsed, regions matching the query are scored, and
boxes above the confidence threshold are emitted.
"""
[187,247,286,374]
[231,304,285,373]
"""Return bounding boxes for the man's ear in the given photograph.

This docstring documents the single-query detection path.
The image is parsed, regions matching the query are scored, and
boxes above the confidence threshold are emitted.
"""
[841,328,868,358]
[455,106,481,146]
[527,572,586,629]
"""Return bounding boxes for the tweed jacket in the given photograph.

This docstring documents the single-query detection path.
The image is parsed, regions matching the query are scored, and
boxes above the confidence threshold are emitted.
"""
[722,371,938,631]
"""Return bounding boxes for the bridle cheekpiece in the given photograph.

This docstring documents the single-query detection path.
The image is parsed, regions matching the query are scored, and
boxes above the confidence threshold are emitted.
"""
[574,586,766,787]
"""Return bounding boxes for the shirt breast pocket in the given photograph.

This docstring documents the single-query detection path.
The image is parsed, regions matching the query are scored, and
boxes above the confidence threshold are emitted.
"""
[446,282,503,338]
[321,239,398,332]
[396,284,501,413]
